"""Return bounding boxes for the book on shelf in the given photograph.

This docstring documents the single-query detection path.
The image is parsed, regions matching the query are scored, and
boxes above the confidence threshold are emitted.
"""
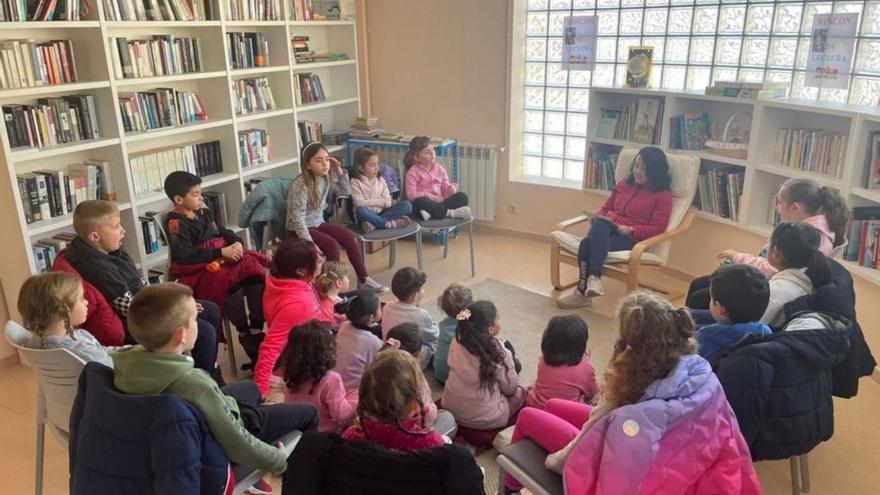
[290,36,348,64]
[596,100,662,144]
[377,132,403,142]
[625,46,653,89]
[349,115,382,137]
[129,139,222,196]
[227,0,282,21]
[768,193,781,227]
[863,130,880,189]
[227,32,270,69]
[772,128,847,178]
[294,72,326,105]
[139,213,164,254]
[290,0,353,21]
[669,113,711,151]
[17,159,115,224]
[3,0,88,21]
[632,98,662,145]
[3,94,99,150]
[297,119,322,146]
[846,207,880,269]
[147,268,165,284]
[693,167,744,221]
[118,88,207,133]
[111,36,202,80]
[585,147,618,191]
[102,0,215,21]
[31,232,76,273]
[232,77,277,115]
[705,81,789,100]
[0,39,78,90]
[202,190,228,228]
[238,128,271,167]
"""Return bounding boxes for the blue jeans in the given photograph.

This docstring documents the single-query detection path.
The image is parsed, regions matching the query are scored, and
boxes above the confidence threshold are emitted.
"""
[577,218,636,286]
[355,201,413,228]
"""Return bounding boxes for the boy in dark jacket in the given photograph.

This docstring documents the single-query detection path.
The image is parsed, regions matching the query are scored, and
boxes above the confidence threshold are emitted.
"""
[164,171,268,363]
[695,264,772,362]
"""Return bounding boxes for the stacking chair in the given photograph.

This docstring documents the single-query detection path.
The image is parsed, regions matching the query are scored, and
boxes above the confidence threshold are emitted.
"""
[495,439,563,495]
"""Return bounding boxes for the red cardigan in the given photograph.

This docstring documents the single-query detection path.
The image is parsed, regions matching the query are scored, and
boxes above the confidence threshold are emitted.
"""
[597,180,672,241]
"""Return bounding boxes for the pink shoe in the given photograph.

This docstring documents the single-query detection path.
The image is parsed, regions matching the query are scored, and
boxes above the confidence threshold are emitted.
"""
[360,221,376,234]
[384,217,411,229]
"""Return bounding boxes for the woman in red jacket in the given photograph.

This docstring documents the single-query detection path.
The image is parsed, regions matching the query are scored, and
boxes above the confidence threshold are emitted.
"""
[558,147,672,309]
[254,238,334,395]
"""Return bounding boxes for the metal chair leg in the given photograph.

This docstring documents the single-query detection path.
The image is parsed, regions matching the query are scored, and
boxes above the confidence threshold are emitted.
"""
[224,319,237,378]
[35,393,45,495]
[468,222,475,277]
[799,454,811,493]
[416,231,424,270]
[360,238,367,267]
[789,456,801,495]
[389,240,396,269]
[496,464,507,495]
[443,229,449,258]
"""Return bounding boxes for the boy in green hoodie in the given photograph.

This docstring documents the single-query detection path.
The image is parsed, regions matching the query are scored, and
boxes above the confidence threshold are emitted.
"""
[113,282,318,493]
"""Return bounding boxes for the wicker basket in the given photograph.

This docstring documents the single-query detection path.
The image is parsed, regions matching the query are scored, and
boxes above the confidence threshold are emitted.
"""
[705,112,750,160]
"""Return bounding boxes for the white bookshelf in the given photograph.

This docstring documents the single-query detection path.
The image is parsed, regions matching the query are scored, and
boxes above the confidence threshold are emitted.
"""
[0,1,360,279]
[587,87,880,286]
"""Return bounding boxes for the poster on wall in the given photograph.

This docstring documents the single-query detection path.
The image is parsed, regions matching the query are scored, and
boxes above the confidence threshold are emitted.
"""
[805,13,859,89]
[562,16,597,71]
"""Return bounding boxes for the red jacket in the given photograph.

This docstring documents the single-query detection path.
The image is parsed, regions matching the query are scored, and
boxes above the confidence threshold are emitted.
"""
[597,180,672,241]
[52,251,125,346]
[254,276,333,395]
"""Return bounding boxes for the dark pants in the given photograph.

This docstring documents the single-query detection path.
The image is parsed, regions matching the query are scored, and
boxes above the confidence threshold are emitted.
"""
[577,219,636,289]
[227,276,266,334]
[191,299,220,374]
[686,275,712,309]
[411,192,469,220]
[222,380,320,493]
[290,223,369,282]
[355,201,413,228]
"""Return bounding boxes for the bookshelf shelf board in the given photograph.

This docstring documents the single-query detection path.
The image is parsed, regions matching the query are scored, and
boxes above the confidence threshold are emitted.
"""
[10,138,121,163]
[123,118,234,143]
[288,20,354,26]
[114,71,228,87]
[103,21,222,28]
[200,171,240,187]
[291,59,356,71]
[295,96,359,112]
[241,156,298,177]
[235,108,294,123]
[692,209,740,227]
[0,21,100,29]
[862,114,880,125]
[27,202,132,237]
[224,20,286,26]
[134,190,168,206]
[589,137,633,147]
[229,66,291,77]
[841,260,880,285]
[754,163,842,188]
[851,187,880,204]
[0,81,111,99]
[668,149,749,167]
[591,86,669,98]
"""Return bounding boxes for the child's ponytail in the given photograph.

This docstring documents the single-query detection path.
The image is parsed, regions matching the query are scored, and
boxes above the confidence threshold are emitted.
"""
[455,300,505,392]
[781,178,851,247]
[403,136,431,169]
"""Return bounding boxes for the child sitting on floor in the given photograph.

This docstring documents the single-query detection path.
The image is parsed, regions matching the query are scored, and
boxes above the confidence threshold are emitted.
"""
[350,147,412,233]
[526,315,598,410]
[381,267,440,370]
[315,260,350,328]
[18,272,118,367]
[342,349,446,452]
[441,300,526,430]
[434,283,473,383]
[270,320,357,432]
[334,288,384,390]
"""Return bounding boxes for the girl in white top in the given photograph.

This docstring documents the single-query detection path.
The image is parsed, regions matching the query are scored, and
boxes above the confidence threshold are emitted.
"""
[350,147,413,233]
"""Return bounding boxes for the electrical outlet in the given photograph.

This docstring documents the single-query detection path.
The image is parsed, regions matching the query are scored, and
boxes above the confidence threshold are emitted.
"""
[507,204,518,214]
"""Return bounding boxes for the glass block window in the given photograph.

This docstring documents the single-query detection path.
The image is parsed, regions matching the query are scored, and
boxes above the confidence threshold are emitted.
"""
[519,0,880,183]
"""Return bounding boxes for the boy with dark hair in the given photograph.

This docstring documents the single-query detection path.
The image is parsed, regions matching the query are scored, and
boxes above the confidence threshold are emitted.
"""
[113,283,318,493]
[163,171,268,364]
[380,267,439,370]
[695,264,773,362]
[64,200,222,382]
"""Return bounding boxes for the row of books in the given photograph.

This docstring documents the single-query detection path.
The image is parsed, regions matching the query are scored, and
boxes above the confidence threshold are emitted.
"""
[767,193,781,227]
[3,95,99,149]
[118,88,207,133]
[228,32,269,69]
[17,160,115,225]
[294,72,325,105]
[862,131,880,190]
[32,233,76,274]
[0,39,78,89]
[112,36,202,80]
[238,128,270,167]
[4,0,88,21]
[232,76,276,115]
[139,212,165,254]
[585,148,617,191]
[129,139,223,196]
[203,190,229,228]
[226,0,281,20]
[693,168,744,221]
[102,0,213,21]
[596,98,662,145]
[669,113,710,151]
[297,119,322,146]
[845,207,880,269]
[290,0,350,21]
[773,128,847,178]
[705,81,789,100]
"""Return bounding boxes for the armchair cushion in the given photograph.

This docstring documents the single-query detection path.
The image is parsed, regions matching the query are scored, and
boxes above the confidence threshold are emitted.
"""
[551,230,665,265]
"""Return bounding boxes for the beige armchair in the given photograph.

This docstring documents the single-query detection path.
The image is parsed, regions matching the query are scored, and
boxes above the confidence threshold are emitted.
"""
[550,147,700,300]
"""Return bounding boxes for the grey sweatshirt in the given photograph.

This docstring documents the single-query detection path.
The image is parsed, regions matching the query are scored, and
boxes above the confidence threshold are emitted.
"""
[285,171,351,240]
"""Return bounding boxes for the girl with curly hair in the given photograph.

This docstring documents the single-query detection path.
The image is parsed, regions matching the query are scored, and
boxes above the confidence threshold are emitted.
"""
[504,291,760,494]
[269,319,357,432]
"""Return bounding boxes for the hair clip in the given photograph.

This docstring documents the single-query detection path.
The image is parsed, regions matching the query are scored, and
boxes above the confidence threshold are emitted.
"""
[385,338,401,349]
[456,309,472,321]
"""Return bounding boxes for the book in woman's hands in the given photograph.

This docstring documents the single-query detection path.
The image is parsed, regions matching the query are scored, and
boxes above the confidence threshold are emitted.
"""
[583,211,622,233]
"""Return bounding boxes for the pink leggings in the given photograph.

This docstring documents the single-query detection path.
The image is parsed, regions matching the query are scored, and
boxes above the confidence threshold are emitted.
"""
[291,223,368,281]
[504,399,593,491]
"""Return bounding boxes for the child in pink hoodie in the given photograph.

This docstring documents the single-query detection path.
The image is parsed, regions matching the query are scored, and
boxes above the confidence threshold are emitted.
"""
[404,136,472,221]
[350,147,413,233]
[526,314,598,410]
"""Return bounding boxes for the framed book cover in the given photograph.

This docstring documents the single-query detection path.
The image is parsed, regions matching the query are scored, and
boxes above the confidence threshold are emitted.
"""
[626,46,653,88]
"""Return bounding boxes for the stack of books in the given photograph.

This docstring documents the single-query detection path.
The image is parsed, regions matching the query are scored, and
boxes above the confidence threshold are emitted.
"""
[322,129,349,145]
[228,32,269,69]
[350,116,382,138]
[773,128,847,178]
[0,39,78,89]
[129,140,223,196]
[238,128,271,167]
[377,132,403,142]
[139,211,165,255]
[862,130,880,189]
[202,190,228,227]
[669,113,711,151]
[118,88,207,133]
[705,81,789,100]
[6,0,88,20]
[297,120,322,146]
[102,0,214,21]
[585,148,618,191]
[294,72,325,104]
[31,232,76,273]
[3,95,100,149]
[291,36,314,64]
[226,0,282,20]
[694,167,744,221]
[232,77,276,115]
[846,206,880,269]
[313,52,348,62]
[16,160,115,225]
[111,36,202,79]
[596,98,662,144]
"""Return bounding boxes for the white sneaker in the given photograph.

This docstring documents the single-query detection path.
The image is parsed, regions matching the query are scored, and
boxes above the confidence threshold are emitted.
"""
[447,206,472,219]
[586,275,605,297]
[360,276,389,293]
[556,291,593,309]
[419,210,432,221]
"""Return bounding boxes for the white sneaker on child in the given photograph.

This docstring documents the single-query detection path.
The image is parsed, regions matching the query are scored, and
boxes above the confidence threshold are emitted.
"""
[447,206,472,219]
[384,217,411,229]
[360,221,376,234]
[419,210,432,221]
[360,276,390,293]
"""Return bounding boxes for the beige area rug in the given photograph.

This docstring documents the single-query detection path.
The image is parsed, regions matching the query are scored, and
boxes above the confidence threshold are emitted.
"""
[423,278,618,494]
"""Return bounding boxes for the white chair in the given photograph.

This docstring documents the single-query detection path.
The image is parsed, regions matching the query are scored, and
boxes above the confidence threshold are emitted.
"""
[550,148,700,300]
[5,320,86,495]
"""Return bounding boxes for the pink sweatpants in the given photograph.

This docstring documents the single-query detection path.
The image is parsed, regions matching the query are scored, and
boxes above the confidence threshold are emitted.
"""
[504,398,593,491]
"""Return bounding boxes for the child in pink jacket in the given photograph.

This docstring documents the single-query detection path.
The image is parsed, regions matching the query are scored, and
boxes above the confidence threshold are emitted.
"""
[404,135,472,221]
[526,314,598,409]
[350,147,413,233]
